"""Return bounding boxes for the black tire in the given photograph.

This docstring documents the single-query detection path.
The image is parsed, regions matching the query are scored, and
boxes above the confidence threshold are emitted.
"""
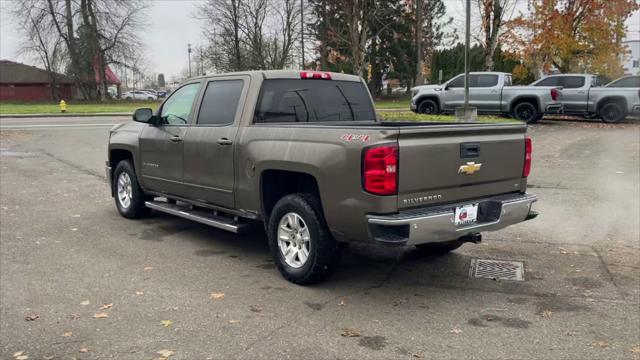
[599,102,626,123]
[125,97,133,100]
[112,160,150,219]
[415,240,464,255]
[512,102,540,123]
[417,99,439,114]
[147,97,154,101]
[267,193,341,284]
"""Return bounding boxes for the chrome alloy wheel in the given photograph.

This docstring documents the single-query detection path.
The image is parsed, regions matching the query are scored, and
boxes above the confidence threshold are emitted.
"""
[117,172,133,209]
[277,212,311,268]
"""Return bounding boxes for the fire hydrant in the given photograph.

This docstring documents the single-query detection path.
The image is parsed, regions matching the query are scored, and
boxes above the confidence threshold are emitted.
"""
[59,100,67,113]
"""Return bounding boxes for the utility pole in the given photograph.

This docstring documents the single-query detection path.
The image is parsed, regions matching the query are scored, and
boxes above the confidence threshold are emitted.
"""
[300,0,305,69]
[455,0,477,121]
[188,43,192,78]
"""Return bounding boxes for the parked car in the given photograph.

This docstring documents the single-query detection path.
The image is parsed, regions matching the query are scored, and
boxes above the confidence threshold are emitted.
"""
[410,72,563,123]
[604,75,640,88]
[122,90,157,101]
[156,90,168,98]
[531,74,640,122]
[106,70,538,284]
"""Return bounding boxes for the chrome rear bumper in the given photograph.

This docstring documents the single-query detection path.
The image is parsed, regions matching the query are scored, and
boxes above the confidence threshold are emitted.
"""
[366,193,537,246]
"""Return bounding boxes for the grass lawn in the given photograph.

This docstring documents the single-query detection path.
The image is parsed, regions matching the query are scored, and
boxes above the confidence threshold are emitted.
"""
[0,101,161,115]
[378,111,520,124]
[374,98,411,109]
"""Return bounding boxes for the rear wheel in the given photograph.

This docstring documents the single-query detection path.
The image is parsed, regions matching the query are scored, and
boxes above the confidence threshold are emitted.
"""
[113,160,150,219]
[267,194,341,284]
[599,102,626,123]
[417,99,439,114]
[415,240,464,255]
[512,102,540,123]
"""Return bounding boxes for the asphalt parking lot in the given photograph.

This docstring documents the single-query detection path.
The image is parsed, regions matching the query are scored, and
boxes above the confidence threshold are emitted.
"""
[1,116,639,359]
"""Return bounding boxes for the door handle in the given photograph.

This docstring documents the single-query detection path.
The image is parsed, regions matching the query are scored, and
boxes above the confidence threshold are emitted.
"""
[217,138,233,146]
[169,135,183,143]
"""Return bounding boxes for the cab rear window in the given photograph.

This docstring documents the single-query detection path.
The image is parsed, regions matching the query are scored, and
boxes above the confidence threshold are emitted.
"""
[254,79,376,123]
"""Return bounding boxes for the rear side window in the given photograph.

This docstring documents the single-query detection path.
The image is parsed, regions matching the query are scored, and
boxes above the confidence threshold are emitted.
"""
[560,76,585,88]
[197,80,244,125]
[471,74,499,87]
[535,77,559,86]
[254,79,376,123]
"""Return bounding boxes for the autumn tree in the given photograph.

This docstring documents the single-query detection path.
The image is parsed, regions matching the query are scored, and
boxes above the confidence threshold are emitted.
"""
[508,0,639,78]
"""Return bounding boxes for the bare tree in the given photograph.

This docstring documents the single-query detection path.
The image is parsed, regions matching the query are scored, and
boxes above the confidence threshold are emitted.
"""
[476,0,516,70]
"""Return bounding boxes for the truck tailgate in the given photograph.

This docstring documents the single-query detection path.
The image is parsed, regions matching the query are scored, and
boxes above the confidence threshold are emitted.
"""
[396,124,527,209]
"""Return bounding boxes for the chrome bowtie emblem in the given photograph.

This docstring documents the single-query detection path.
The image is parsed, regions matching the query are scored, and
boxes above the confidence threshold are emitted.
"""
[458,162,482,175]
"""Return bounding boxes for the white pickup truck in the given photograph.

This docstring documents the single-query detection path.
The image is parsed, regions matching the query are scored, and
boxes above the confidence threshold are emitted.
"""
[411,72,563,123]
[531,74,640,123]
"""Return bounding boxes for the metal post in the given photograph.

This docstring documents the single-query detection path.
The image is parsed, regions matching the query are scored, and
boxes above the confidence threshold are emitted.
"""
[188,43,192,78]
[300,0,305,69]
[464,0,470,108]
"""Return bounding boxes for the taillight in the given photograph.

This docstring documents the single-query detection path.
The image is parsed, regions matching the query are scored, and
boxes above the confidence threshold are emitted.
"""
[523,137,532,177]
[550,88,559,101]
[363,144,398,195]
[300,71,332,80]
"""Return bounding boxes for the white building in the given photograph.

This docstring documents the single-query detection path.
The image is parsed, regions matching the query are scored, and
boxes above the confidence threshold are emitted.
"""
[622,40,640,75]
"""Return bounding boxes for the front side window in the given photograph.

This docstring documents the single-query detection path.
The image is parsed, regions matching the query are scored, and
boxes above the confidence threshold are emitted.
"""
[160,83,202,125]
[534,77,559,86]
[197,80,244,126]
[447,75,464,88]
[560,76,585,88]
[606,76,640,88]
[254,79,376,123]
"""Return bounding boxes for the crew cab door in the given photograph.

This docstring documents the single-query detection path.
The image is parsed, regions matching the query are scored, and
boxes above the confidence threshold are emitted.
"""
[558,76,589,114]
[181,76,249,208]
[139,82,202,196]
[441,75,464,111]
[469,74,502,112]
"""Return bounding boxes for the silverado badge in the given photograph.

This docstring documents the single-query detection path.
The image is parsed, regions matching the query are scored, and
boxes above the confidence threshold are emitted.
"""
[458,162,482,175]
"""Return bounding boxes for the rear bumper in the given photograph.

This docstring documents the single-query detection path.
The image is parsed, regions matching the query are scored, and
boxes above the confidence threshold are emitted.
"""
[545,104,563,114]
[366,193,537,246]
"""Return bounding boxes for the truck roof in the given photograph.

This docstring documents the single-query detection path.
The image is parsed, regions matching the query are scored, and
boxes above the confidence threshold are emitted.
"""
[188,70,363,83]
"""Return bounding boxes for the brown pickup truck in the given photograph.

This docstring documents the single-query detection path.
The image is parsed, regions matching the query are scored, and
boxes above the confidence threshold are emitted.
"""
[107,70,538,284]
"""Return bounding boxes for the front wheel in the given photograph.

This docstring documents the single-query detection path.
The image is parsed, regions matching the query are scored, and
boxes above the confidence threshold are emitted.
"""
[599,102,626,123]
[268,194,341,284]
[113,160,150,219]
[417,99,439,114]
[512,102,540,123]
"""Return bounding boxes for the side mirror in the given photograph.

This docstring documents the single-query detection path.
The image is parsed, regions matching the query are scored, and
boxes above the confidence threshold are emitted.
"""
[133,108,155,124]
[444,84,450,91]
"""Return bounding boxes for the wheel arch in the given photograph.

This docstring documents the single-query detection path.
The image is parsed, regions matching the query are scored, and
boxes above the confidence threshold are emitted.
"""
[509,96,541,114]
[596,96,628,113]
[414,95,441,113]
[259,169,322,224]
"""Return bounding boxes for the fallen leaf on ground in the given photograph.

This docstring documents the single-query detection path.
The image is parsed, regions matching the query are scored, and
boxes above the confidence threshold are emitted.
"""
[99,303,113,310]
[593,341,609,348]
[143,266,154,271]
[249,305,261,313]
[411,353,422,358]
[71,228,78,231]
[15,356,28,360]
[541,310,553,318]
[24,314,39,321]
[338,300,346,306]
[341,328,360,337]
[79,348,89,353]
[228,319,240,324]
[157,349,175,358]
[62,332,72,337]
[72,214,81,217]
[630,346,640,353]
[135,291,144,295]
[13,351,24,357]
[449,328,463,334]
[210,292,225,300]
[80,300,90,306]
[93,312,109,318]
[161,320,173,327]
[43,356,54,360]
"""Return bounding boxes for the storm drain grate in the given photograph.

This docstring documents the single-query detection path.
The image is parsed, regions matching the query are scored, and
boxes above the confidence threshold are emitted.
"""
[470,259,524,281]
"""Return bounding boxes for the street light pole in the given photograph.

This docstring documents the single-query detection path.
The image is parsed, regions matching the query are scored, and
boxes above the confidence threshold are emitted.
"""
[188,43,192,78]
[300,0,305,69]
[464,0,470,109]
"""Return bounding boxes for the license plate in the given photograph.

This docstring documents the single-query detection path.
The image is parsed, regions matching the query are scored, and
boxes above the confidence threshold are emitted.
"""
[454,204,478,226]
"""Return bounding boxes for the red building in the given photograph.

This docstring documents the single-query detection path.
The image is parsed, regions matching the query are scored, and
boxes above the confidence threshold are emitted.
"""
[0,60,76,102]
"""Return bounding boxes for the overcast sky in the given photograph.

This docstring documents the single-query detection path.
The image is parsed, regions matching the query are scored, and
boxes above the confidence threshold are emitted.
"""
[0,0,638,80]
